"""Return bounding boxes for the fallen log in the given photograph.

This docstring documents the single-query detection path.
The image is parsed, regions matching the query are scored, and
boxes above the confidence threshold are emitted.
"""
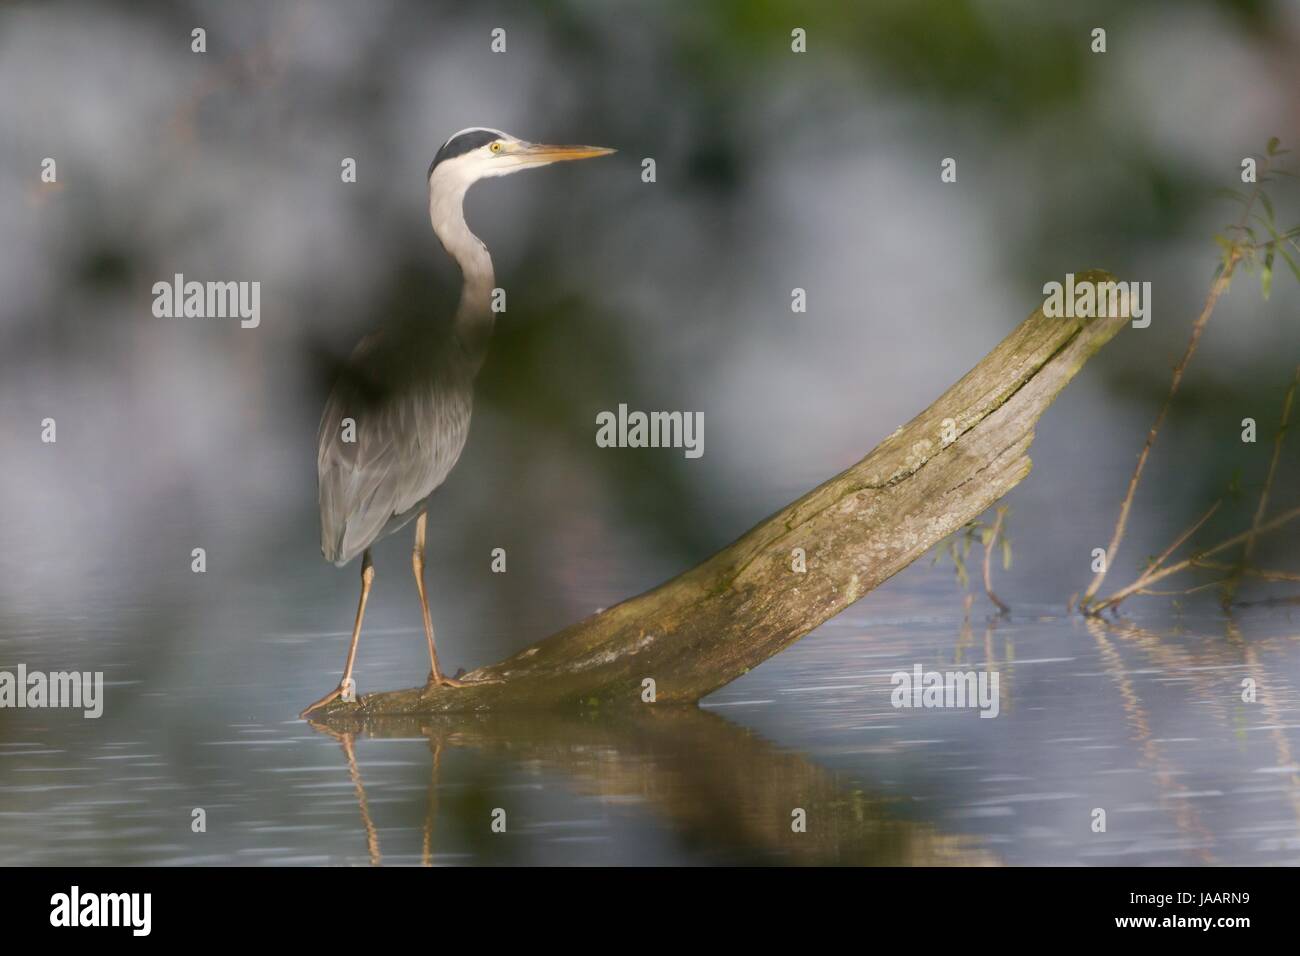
[316,270,1127,718]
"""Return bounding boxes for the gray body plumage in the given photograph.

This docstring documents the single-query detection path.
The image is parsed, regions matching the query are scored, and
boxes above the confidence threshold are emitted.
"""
[317,325,479,566]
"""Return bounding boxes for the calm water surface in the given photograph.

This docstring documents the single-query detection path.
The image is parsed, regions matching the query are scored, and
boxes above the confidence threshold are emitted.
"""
[3,560,1299,866]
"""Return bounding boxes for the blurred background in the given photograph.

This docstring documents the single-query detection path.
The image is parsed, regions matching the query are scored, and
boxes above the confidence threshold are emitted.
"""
[1,0,1299,865]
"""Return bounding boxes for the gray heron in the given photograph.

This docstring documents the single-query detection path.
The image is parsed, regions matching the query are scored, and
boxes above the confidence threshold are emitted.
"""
[301,128,614,717]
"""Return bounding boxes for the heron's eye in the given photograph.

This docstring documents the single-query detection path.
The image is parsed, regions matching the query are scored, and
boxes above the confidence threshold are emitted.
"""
[490,141,503,153]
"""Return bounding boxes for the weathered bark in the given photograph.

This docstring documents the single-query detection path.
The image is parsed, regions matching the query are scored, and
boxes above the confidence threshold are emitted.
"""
[317,271,1126,718]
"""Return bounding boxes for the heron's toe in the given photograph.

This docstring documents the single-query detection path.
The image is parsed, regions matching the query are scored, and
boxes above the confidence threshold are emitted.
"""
[424,671,500,689]
[299,685,344,718]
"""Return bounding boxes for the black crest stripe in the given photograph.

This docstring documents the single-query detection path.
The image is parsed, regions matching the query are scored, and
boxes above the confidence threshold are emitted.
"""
[428,129,502,177]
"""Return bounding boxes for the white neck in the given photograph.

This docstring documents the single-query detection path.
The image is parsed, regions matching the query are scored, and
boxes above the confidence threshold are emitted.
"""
[428,167,495,364]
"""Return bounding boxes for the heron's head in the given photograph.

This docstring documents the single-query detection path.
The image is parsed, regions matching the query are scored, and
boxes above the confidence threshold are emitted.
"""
[427,127,614,188]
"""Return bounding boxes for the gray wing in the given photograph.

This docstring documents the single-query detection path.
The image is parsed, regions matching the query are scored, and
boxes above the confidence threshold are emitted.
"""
[317,333,474,566]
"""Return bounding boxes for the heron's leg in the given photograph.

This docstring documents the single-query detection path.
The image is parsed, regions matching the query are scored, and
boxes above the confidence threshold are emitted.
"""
[300,550,375,717]
[340,550,374,686]
[421,733,444,866]
[341,731,381,866]
[413,512,467,688]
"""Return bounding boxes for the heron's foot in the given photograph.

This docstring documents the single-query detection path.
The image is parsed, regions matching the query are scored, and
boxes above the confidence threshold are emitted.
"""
[423,670,503,690]
[299,678,357,718]
[299,688,341,718]
[424,672,471,689]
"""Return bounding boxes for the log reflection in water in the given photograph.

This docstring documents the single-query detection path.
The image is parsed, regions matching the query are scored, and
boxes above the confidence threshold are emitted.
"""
[310,707,997,865]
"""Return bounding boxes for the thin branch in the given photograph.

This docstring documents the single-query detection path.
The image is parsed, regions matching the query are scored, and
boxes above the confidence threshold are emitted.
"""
[1194,560,1300,583]
[1244,366,1298,563]
[1085,500,1221,617]
[1137,580,1226,597]
[1149,499,1222,575]
[1081,177,1267,608]
[1091,505,1300,614]
[981,507,1010,615]
[1218,365,1299,605]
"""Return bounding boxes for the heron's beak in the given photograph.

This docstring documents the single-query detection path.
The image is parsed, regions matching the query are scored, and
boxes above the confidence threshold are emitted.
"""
[514,142,616,167]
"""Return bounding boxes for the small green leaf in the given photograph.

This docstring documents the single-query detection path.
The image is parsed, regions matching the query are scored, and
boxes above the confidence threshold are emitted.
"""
[1001,538,1012,571]
[1262,250,1274,299]
[1267,136,1281,156]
